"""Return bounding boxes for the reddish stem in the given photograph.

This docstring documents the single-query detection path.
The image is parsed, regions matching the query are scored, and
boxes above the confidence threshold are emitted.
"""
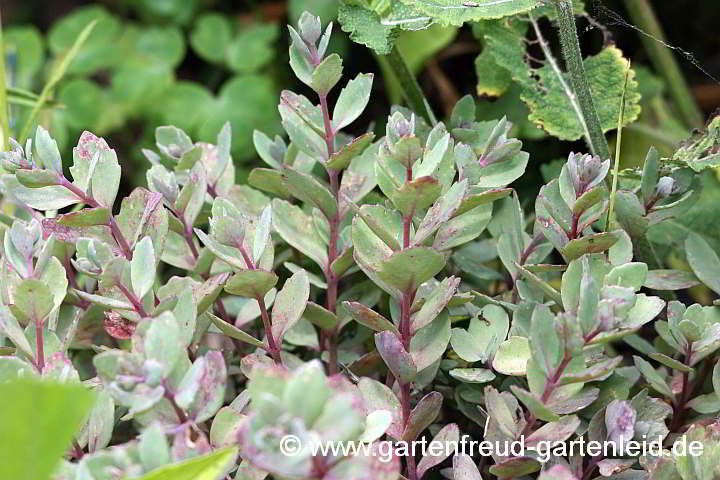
[237,243,282,364]
[318,89,341,376]
[116,283,149,318]
[570,212,580,239]
[57,176,133,260]
[35,320,45,373]
[163,388,189,424]
[397,162,418,480]
[175,208,200,260]
[258,295,282,364]
[670,347,693,432]
[541,353,572,403]
[403,165,413,249]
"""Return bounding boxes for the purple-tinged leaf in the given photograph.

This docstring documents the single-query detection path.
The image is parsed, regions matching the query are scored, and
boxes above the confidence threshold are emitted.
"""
[375,330,416,385]
[402,391,442,442]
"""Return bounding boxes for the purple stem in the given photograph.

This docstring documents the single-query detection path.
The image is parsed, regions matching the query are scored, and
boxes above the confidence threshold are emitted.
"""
[237,242,282,365]
[116,283,149,318]
[57,176,133,260]
[318,87,341,376]
[398,163,418,480]
[35,320,45,372]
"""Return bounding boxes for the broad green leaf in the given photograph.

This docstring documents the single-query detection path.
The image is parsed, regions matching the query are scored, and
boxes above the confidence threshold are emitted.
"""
[344,301,399,336]
[453,454,483,480]
[648,353,692,373]
[4,26,45,86]
[144,313,182,378]
[337,4,396,55]
[302,302,338,329]
[211,406,245,448]
[434,202,493,250]
[1,175,80,210]
[311,53,343,94]
[463,152,529,188]
[328,133,375,170]
[0,380,93,480]
[271,270,310,343]
[209,313,265,349]
[332,73,374,131]
[253,205,272,263]
[634,356,672,397]
[411,276,460,333]
[78,388,114,453]
[644,270,700,290]
[414,180,467,244]
[175,351,227,423]
[686,232,720,295]
[350,203,403,251]
[475,47,511,97]
[15,169,60,188]
[138,424,170,472]
[489,458,541,478]
[402,391,442,441]
[389,177,442,217]
[56,207,110,227]
[530,304,562,376]
[377,247,447,293]
[449,368,496,384]
[227,23,280,74]
[641,147,660,206]
[606,262,648,292]
[484,16,641,142]
[492,336,530,376]
[400,0,540,26]
[115,187,169,254]
[189,13,231,64]
[279,101,326,160]
[375,331,416,385]
[560,232,618,262]
[272,199,328,269]
[131,236,156,299]
[11,279,53,323]
[35,127,62,174]
[511,386,560,422]
[0,305,33,356]
[358,377,403,439]
[410,311,451,372]
[225,270,278,298]
[282,166,337,219]
[133,446,238,480]
[450,328,484,363]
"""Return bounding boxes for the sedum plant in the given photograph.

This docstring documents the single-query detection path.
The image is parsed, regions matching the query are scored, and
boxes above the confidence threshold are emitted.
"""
[2,6,720,480]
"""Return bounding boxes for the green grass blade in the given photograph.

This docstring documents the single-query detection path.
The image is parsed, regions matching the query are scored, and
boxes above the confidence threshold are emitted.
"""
[18,20,97,143]
[606,61,631,231]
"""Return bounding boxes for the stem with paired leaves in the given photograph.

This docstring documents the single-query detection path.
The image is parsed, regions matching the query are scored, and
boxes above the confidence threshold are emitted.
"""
[316,75,341,376]
[237,242,282,365]
[398,162,418,480]
[57,176,133,260]
[552,0,611,161]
